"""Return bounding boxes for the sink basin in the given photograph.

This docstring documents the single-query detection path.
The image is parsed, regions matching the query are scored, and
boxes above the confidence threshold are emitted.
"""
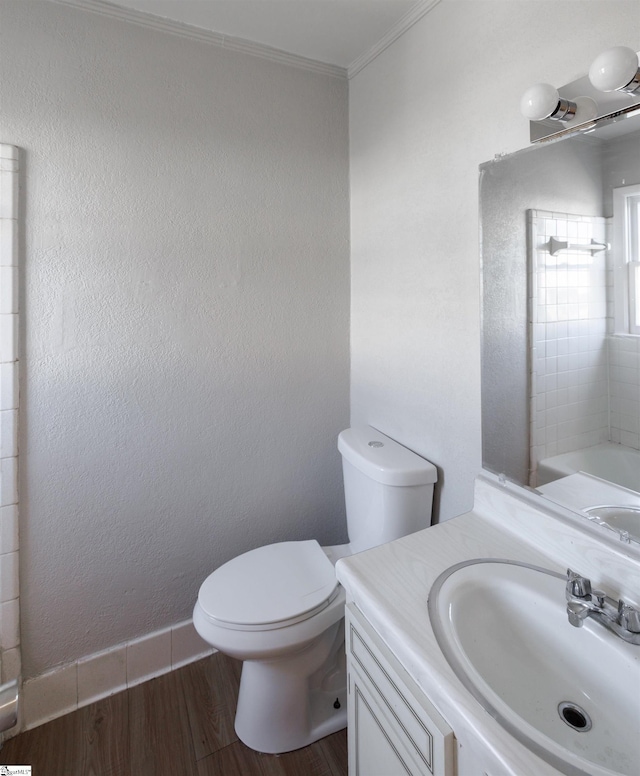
[428,559,640,776]
[585,506,640,542]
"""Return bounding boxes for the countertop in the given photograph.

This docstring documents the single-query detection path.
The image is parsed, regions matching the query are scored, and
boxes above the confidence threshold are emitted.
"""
[335,476,640,776]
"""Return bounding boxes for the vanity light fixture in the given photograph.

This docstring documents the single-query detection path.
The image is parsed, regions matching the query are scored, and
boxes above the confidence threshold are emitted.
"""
[522,48,640,143]
[589,46,640,94]
[520,84,597,126]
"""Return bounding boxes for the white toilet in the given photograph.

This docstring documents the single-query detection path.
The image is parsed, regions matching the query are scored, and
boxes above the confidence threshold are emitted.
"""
[193,426,437,753]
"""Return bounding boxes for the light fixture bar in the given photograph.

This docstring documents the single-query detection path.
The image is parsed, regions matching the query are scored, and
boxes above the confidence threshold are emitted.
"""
[524,49,640,143]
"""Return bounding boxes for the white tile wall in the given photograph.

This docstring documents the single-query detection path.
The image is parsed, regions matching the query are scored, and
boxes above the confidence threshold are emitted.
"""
[0,505,18,555]
[0,598,20,650]
[19,618,214,732]
[0,457,18,507]
[0,143,19,689]
[2,647,21,686]
[0,551,19,602]
[529,209,640,481]
[529,210,610,484]
[0,221,18,267]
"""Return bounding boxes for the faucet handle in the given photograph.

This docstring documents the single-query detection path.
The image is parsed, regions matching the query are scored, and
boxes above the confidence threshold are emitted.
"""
[566,569,592,598]
[617,600,640,633]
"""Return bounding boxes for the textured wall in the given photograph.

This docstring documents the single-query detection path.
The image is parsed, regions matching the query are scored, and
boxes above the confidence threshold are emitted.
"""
[349,0,640,521]
[0,0,349,678]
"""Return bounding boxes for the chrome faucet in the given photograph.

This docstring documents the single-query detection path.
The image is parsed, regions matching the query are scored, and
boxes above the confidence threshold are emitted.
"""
[565,569,640,645]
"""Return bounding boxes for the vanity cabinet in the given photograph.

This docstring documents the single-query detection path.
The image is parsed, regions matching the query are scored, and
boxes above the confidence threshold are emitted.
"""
[346,603,455,776]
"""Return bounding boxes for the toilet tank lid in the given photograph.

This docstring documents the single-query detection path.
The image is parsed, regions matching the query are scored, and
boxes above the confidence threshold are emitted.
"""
[338,426,437,486]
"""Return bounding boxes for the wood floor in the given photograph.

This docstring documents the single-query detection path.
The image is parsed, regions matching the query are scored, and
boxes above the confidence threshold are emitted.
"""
[2,653,348,776]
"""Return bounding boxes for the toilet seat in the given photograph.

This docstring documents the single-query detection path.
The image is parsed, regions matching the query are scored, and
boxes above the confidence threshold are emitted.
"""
[198,540,339,631]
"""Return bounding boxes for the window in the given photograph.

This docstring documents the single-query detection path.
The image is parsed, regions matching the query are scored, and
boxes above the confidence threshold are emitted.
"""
[613,184,640,335]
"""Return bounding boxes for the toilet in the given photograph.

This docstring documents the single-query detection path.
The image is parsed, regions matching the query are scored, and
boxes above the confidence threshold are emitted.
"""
[193,426,437,754]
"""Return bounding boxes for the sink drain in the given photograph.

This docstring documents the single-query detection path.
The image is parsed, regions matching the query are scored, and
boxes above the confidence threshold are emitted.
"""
[558,702,592,732]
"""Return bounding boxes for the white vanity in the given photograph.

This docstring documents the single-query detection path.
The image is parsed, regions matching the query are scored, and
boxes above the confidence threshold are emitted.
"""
[335,475,640,776]
[345,602,455,775]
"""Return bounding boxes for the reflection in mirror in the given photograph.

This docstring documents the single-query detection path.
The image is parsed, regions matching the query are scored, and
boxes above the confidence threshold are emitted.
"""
[480,112,640,543]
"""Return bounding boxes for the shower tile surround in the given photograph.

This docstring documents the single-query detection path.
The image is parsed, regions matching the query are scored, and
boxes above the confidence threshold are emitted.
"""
[529,209,640,486]
[0,144,20,688]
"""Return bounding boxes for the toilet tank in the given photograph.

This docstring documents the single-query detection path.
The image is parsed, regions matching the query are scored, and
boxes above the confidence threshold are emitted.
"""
[337,426,438,554]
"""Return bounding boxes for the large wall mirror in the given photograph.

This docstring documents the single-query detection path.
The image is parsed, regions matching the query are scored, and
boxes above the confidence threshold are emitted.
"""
[481,111,640,543]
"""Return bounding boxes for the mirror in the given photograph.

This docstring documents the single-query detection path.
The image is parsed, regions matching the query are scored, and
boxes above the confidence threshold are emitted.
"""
[480,111,640,541]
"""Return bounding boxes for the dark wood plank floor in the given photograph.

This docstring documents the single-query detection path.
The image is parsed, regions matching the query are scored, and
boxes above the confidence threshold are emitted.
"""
[2,653,348,776]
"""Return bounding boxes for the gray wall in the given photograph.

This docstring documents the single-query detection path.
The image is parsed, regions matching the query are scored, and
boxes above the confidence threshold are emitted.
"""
[2,0,639,680]
[1,0,350,678]
[349,0,638,519]
[603,129,640,216]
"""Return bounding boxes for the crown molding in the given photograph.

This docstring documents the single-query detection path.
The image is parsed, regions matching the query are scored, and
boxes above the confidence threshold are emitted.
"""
[51,0,347,79]
[347,0,442,79]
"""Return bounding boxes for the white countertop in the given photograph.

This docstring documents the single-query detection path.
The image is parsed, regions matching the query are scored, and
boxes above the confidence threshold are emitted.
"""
[335,476,640,776]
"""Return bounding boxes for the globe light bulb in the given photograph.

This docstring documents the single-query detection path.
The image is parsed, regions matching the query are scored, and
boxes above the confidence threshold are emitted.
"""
[520,83,561,121]
[589,46,640,93]
[563,96,598,129]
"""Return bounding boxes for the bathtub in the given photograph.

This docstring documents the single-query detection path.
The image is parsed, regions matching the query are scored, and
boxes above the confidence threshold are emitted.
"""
[536,442,640,492]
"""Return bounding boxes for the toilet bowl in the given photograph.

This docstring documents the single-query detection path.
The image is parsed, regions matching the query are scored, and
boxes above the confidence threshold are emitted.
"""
[193,539,348,753]
[193,426,437,753]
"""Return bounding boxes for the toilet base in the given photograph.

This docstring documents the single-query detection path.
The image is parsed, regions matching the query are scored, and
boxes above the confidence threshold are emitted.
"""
[234,620,347,753]
[235,685,348,755]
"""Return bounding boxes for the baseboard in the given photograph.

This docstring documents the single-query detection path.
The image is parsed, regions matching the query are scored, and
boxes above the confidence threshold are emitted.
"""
[17,619,215,733]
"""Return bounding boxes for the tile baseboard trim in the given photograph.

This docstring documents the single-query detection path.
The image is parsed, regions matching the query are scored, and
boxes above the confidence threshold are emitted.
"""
[18,618,215,734]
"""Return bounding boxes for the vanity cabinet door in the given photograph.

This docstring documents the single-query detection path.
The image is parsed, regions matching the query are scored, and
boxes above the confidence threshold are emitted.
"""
[346,603,455,776]
[349,659,427,775]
